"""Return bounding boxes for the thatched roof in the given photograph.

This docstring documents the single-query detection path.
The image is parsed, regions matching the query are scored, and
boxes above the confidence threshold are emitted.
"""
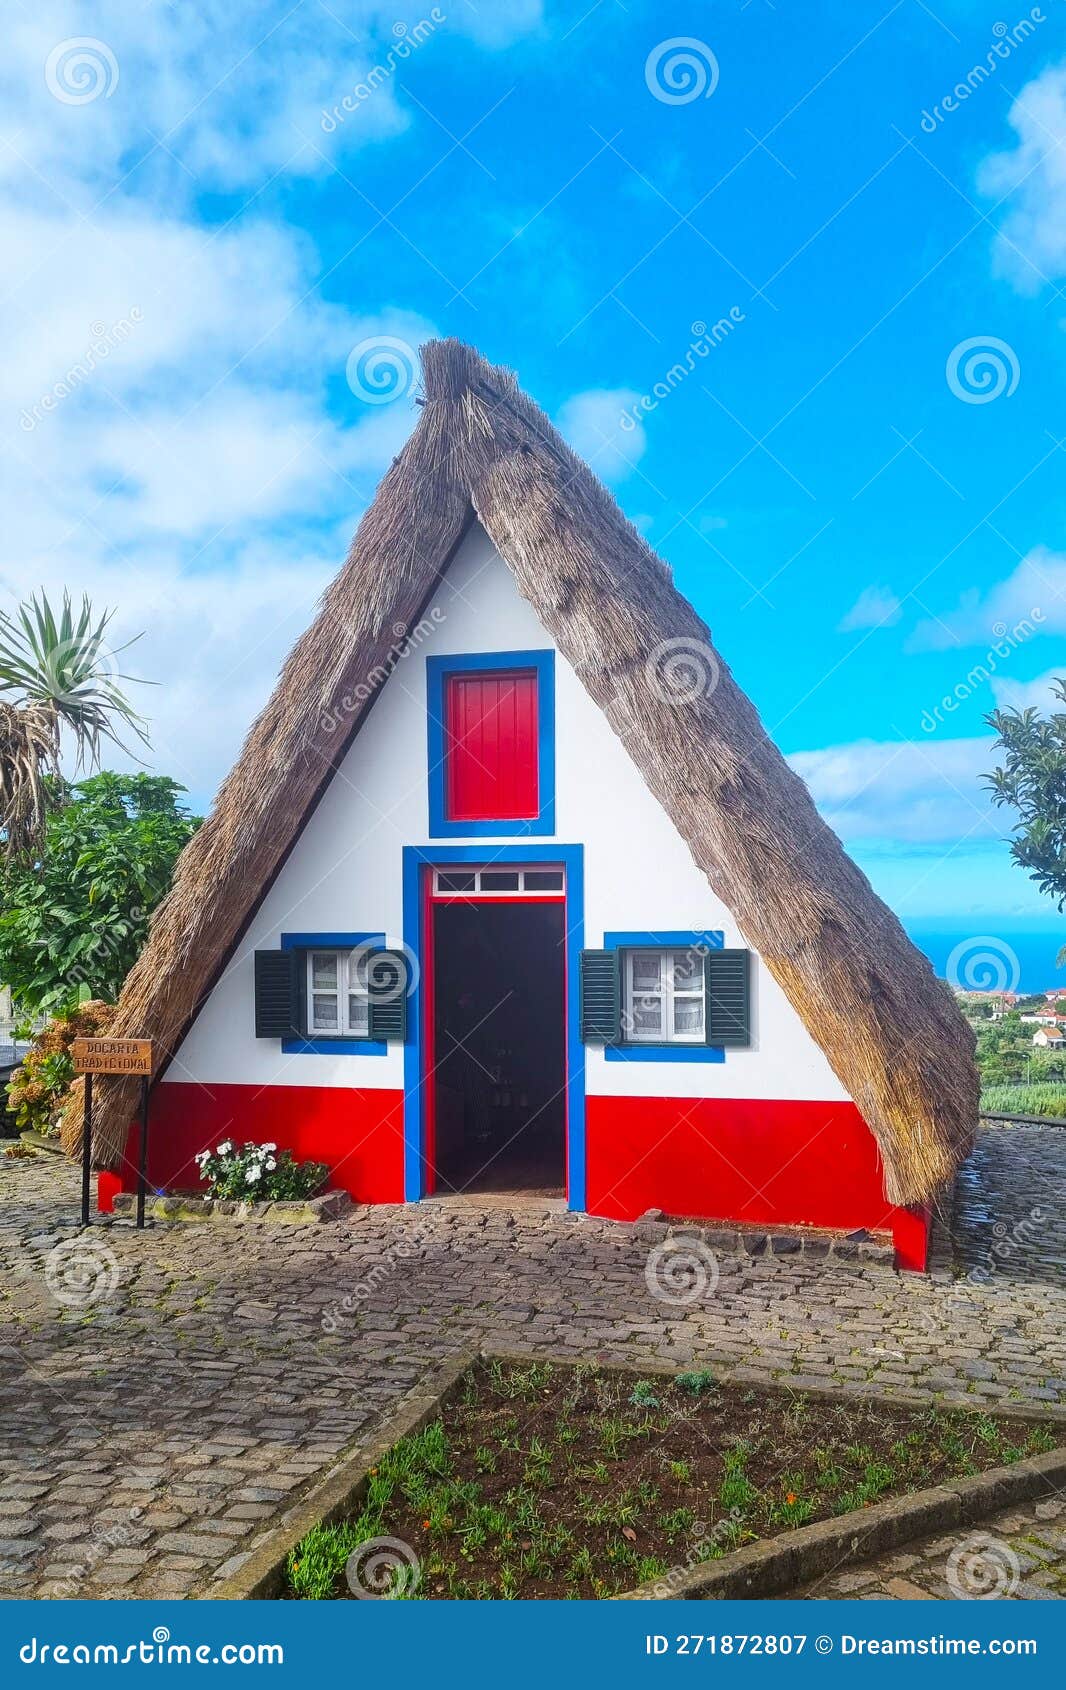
[64,339,977,1204]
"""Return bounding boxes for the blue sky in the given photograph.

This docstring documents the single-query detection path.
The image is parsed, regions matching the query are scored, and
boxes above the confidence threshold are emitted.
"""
[3,0,1066,971]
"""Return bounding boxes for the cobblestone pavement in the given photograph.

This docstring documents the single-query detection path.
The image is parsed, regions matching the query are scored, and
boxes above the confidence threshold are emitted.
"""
[0,1124,1064,1600]
[798,1493,1066,1600]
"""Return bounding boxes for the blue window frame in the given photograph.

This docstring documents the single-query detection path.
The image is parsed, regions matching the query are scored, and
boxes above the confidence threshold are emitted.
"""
[603,929,726,1063]
[279,932,387,1055]
[425,649,556,838]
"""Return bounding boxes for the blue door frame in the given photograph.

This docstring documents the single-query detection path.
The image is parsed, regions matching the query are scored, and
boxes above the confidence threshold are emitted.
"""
[401,843,586,1208]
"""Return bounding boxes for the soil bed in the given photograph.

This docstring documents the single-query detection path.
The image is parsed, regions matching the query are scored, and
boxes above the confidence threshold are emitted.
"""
[286,1358,1060,1601]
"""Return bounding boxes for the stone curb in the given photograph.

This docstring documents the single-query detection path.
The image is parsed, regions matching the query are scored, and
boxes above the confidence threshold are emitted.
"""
[200,1352,476,1600]
[111,1190,353,1226]
[616,1446,1066,1600]
[201,1348,1066,1603]
[628,1211,895,1268]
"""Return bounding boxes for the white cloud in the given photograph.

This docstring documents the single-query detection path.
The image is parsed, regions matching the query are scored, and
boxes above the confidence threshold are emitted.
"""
[978,63,1066,290]
[909,547,1064,649]
[2,2,542,198]
[837,584,902,631]
[556,388,647,483]
[990,666,1066,713]
[789,736,1000,843]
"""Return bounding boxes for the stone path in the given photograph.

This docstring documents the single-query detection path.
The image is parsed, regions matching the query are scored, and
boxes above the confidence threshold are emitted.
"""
[798,1492,1066,1601]
[0,1124,1064,1600]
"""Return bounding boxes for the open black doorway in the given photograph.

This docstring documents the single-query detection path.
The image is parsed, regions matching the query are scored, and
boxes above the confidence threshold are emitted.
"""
[431,899,566,1196]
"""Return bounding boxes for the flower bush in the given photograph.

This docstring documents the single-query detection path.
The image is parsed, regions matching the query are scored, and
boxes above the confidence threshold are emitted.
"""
[193,1139,329,1202]
[6,1000,114,1137]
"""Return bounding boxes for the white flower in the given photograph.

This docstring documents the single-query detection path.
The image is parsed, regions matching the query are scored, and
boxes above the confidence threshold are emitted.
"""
[265,1157,277,1172]
[245,1166,261,1184]
[262,1143,277,1152]
[217,1140,234,1155]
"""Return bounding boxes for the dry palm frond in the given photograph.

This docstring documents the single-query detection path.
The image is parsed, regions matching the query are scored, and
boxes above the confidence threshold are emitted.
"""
[0,701,59,861]
[67,340,978,1200]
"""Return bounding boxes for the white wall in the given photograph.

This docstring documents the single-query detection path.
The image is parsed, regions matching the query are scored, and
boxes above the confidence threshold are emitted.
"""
[170,524,850,1105]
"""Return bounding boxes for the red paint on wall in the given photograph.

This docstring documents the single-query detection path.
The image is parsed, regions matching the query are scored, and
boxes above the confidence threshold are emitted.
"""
[97,1170,123,1214]
[445,670,538,821]
[584,1095,928,1269]
[110,1081,405,1203]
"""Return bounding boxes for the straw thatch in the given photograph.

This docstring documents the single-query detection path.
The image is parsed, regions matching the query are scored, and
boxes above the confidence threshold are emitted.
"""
[64,339,977,1203]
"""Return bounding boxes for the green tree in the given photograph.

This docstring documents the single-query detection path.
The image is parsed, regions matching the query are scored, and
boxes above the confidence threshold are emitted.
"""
[0,773,199,1014]
[0,592,148,860]
[986,679,1066,907]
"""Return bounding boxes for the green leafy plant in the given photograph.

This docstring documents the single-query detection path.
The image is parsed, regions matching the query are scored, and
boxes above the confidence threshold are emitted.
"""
[986,681,1066,922]
[6,999,114,1136]
[0,773,199,1015]
[194,1140,329,1202]
[676,1370,716,1396]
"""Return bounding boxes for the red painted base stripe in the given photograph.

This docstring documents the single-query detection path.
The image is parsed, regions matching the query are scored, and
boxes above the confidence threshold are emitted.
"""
[111,1080,405,1204]
[584,1094,929,1270]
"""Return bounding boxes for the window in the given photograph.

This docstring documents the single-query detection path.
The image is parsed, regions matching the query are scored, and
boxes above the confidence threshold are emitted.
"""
[307,949,371,1038]
[432,866,565,899]
[426,650,556,838]
[623,948,705,1044]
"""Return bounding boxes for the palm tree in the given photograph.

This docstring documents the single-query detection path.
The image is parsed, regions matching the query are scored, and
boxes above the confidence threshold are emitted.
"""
[0,592,148,860]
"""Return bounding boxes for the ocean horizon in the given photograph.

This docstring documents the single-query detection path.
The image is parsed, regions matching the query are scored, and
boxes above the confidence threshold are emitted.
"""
[905,925,1066,997]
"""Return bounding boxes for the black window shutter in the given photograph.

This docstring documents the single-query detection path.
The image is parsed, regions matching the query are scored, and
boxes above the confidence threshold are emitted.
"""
[254,950,300,1039]
[580,949,620,1043]
[367,950,409,1042]
[705,948,752,1047]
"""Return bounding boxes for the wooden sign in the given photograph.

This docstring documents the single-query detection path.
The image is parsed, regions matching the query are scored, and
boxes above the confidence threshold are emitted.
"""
[72,1038,153,1076]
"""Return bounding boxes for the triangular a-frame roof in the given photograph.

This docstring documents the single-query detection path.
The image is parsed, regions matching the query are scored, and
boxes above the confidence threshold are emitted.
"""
[70,340,977,1202]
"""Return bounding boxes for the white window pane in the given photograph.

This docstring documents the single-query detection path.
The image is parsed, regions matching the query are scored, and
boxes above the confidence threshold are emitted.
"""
[312,953,338,990]
[631,952,662,992]
[631,999,664,1036]
[672,996,704,1036]
[348,995,369,1035]
[312,994,339,1031]
[672,950,702,989]
[348,950,370,991]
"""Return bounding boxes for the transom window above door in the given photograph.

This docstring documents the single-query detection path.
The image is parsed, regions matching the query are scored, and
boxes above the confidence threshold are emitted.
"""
[432,865,565,898]
[427,650,555,838]
[624,948,705,1043]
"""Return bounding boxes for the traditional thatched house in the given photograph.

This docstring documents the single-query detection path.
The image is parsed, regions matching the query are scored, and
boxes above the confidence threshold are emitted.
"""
[71,340,977,1269]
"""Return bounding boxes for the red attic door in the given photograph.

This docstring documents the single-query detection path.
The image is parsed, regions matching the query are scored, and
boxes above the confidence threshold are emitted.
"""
[445,669,539,821]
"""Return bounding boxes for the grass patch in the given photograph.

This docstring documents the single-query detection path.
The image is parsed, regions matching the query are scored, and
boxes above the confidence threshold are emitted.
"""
[285,1361,1059,1601]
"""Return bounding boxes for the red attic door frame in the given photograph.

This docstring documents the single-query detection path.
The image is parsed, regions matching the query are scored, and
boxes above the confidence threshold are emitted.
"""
[445,669,538,822]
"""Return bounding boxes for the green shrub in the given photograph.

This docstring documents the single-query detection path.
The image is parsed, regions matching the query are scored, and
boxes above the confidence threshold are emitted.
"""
[193,1140,329,1201]
[979,1083,1066,1119]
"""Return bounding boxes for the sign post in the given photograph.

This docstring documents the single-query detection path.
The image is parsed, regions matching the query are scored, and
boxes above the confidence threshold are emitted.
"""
[72,1039,153,1228]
